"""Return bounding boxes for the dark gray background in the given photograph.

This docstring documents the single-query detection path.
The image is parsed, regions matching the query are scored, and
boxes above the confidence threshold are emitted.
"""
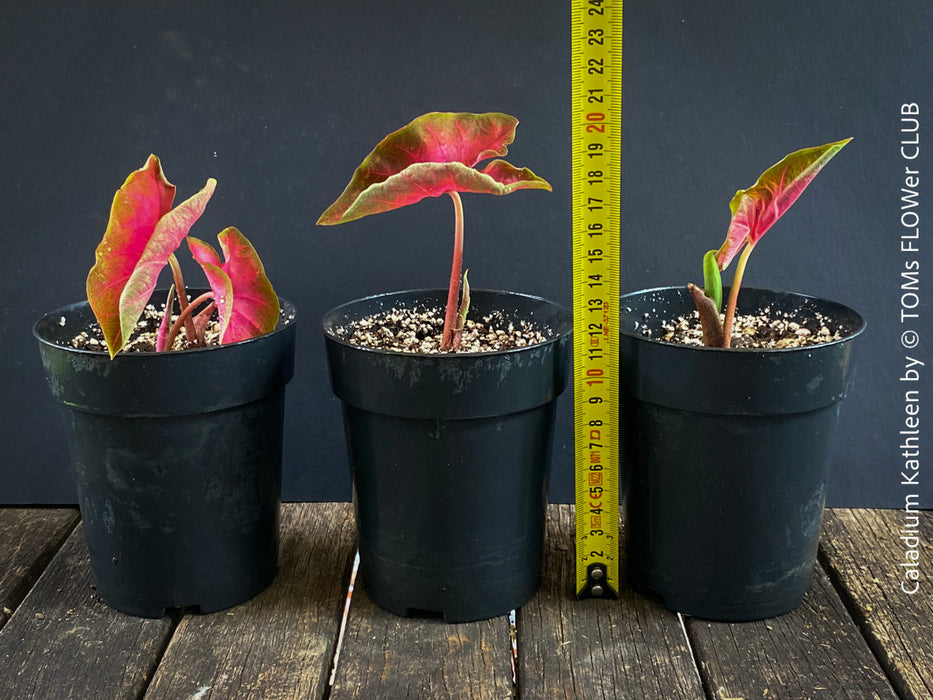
[2,2,929,508]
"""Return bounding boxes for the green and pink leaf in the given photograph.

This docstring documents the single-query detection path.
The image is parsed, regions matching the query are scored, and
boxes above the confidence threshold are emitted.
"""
[325,159,551,224]
[87,155,176,357]
[86,155,215,357]
[317,112,549,225]
[187,237,233,341]
[715,138,852,270]
[116,178,216,352]
[188,227,279,343]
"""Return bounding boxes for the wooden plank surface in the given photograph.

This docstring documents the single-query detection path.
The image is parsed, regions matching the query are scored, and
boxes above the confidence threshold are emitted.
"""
[0,505,929,699]
[0,523,175,698]
[145,502,357,699]
[820,508,933,700]
[518,504,704,699]
[688,531,899,699]
[330,559,514,698]
[0,508,78,629]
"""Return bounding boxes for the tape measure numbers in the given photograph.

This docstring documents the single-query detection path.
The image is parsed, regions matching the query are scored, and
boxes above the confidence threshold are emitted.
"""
[571,0,622,599]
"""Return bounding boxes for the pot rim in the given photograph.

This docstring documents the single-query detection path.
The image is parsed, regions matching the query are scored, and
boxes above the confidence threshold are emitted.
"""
[621,285,866,354]
[33,291,297,359]
[322,288,572,359]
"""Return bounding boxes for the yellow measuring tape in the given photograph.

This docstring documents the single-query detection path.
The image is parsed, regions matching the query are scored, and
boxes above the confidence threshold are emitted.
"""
[571,0,622,599]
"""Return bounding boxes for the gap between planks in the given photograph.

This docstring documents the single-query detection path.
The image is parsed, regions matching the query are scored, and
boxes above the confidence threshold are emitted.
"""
[818,508,933,700]
[0,507,80,630]
[6,505,922,699]
[517,504,704,699]
[143,503,357,699]
[321,548,520,699]
[682,508,927,700]
[324,550,360,698]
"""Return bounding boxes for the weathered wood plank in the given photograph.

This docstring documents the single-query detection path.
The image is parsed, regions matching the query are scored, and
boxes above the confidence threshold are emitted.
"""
[144,502,357,699]
[518,504,704,699]
[0,523,175,698]
[820,508,933,700]
[331,549,513,698]
[0,508,79,629]
[688,546,898,699]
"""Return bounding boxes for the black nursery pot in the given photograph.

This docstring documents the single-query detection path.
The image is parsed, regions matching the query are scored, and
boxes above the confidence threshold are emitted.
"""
[34,291,296,618]
[323,289,571,623]
[620,286,865,621]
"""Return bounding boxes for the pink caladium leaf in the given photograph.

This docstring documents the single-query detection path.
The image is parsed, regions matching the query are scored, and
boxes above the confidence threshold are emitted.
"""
[322,160,551,224]
[86,155,215,357]
[317,112,550,225]
[186,236,233,340]
[715,137,852,270]
[188,227,280,343]
[87,155,175,357]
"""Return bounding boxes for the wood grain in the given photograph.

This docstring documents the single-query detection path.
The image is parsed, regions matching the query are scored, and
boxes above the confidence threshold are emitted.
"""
[0,523,175,698]
[820,508,933,700]
[688,520,900,699]
[0,507,78,628]
[145,502,357,699]
[331,552,514,698]
[518,504,704,699]
[1,505,929,698]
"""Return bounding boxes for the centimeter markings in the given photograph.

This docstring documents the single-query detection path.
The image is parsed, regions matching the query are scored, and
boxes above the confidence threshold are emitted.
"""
[572,0,621,600]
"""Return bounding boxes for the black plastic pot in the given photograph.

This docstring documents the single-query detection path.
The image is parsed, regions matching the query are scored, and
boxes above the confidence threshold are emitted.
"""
[620,286,865,621]
[323,289,571,622]
[34,291,297,618]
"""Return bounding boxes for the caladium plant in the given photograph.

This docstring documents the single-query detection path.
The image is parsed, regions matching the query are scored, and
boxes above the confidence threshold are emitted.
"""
[689,137,852,348]
[86,155,279,358]
[317,111,551,351]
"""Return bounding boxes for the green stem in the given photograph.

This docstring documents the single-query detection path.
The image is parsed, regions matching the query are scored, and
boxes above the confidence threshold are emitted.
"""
[441,191,465,351]
[722,243,754,349]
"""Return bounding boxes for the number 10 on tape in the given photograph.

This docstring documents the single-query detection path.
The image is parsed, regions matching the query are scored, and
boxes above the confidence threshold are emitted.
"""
[572,0,621,599]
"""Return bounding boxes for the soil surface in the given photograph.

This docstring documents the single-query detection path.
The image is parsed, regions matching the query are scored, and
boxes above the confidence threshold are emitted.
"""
[64,304,222,352]
[330,306,552,353]
[649,308,847,349]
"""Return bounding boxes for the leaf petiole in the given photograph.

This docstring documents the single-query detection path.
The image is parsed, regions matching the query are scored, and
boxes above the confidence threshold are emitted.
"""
[441,191,465,351]
[162,290,214,350]
[721,242,753,349]
[155,285,176,352]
